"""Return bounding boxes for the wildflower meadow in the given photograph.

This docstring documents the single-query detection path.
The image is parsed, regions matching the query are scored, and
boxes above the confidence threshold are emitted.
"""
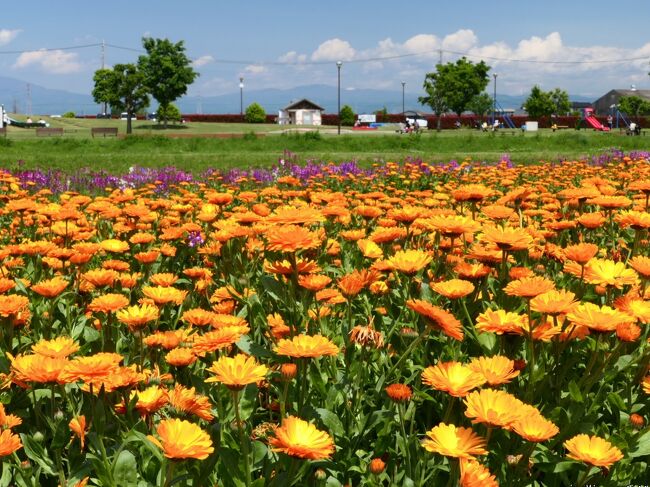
[0,152,648,486]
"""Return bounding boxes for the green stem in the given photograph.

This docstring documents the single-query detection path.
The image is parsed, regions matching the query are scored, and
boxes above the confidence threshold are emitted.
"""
[386,330,428,379]
[163,459,176,487]
[233,390,251,487]
[397,402,412,479]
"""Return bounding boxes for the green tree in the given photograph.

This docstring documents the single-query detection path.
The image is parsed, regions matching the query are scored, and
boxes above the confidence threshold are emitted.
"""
[467,93,493,120]
[157,103,181,123]
[138,37,198,128]
[619,96,650,121]
[422,57,490,118]
[418,81,447,131]
[374,106,388,122]
[244,102,266,123]
[340,105,355,126]
[92,64,149,134]
[549,88,571,115]
[523,85,555,118]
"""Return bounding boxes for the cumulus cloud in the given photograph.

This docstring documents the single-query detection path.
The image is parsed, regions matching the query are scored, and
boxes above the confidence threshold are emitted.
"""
[0,29,20,46]
[192,55,214,67]
[278,51,307,63]
[244,64,267,74]
[311,38,355,61]
[13,49,82,74]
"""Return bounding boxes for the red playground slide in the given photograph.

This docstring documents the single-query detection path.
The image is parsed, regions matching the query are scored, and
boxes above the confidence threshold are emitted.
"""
[584,108,610,131]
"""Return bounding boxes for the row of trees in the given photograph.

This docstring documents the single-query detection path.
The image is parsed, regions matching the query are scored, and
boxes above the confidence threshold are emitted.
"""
[418,57,575,130]
[92,38,197,134]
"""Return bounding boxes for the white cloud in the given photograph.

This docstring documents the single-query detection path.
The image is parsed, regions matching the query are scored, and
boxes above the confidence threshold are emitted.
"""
[244,64,267,74]
[278,51,307,63]
[0,29,20,46]
[192,55,214,67]
[442,29,478,52]
[13,49,82,74]
[311,38,355,61]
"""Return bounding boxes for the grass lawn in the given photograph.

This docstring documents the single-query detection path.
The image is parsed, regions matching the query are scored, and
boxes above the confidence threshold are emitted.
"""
[2,116,650,173]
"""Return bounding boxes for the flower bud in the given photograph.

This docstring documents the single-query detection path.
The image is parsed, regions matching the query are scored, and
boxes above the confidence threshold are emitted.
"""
[314,468,327,481]
[369,457,386,475]
[281,363,297,381]
[630,413,645,428]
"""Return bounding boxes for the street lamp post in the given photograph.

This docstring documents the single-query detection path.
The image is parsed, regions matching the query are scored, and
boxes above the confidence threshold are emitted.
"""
[492,73,497,125]
[239,77,244,117]
[337,61,342,135]
[401,81,406,115]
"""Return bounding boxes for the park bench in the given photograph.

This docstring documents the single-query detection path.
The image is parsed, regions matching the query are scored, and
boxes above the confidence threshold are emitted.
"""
[91,127,118,138]
[36,127,64,137]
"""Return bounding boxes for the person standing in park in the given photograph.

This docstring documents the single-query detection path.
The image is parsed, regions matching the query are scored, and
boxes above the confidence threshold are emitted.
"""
[607,114,613,130]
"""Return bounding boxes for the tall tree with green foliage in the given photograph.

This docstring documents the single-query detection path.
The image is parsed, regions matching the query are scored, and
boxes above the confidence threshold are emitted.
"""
[619,95,650,121]
[549,88,571,115]
[340,105,355,126]
[244,102,266,123]
[523,86,556,118]
[92,64,149,134]
[138,38,198,128]
[421,57,490,118]
[467,93,494,121]
[418,82,448,132]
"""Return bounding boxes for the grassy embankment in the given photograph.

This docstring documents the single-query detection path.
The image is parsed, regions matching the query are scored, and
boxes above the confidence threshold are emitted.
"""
[1,116,649,173]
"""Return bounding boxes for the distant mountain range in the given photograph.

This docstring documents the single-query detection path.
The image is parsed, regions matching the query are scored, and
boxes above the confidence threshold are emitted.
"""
[0,76,594,116]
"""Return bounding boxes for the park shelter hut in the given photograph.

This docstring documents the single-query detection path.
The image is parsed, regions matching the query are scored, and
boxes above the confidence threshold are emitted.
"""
[277,99,324,125]
[593,89,650,115]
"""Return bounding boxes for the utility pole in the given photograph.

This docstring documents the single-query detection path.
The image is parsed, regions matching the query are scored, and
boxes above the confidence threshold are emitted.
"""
[26,83,31,116]
[438,49,443,65]
[101,40,107,115]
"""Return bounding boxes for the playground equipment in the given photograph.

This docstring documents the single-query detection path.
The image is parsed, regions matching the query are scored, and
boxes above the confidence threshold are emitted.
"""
[0,106,47,128]
[0,105,6,127]
[578,108,610,131]
[489,101,516,129]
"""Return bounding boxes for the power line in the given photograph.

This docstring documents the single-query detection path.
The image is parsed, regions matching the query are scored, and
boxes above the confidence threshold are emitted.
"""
[0,41,648,67]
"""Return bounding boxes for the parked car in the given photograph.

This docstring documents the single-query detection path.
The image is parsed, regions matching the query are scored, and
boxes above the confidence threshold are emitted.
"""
[146,112,157,121]
[120,112,136,121]
[97,113,111,119]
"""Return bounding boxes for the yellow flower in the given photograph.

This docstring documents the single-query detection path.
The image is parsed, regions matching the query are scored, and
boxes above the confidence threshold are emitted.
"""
[421,423,487,459]
[147,418,214,460]
[269,416,335,460]
[205,354,268,390]
[564,434,623,467]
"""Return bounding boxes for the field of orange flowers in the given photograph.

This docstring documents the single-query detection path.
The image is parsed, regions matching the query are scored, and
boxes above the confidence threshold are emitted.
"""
[0,155,649,486]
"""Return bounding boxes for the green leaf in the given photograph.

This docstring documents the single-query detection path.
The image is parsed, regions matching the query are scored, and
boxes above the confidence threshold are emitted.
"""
[20,433,56,476]
[614,354,633,372]
[568,380,583,403]
[113,450,138,487]
[476,332,497,352]
[236,335,272,359]
[629,429,650,458]
[316,408,345,438]
[607,392,626,412]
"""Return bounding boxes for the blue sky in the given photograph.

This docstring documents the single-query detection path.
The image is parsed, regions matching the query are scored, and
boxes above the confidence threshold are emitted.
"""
[2,0,650,98]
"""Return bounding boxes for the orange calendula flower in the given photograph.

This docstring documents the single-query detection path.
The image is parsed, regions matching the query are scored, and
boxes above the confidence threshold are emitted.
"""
[385,383,413,402]
[69,415,87,449]
[269,416,335,460]
[422,362,485,397]
[476,309,526,335]
[584,258,639,289]
[142,286,188,305]
[147,418,214,460]
[31,336,79,358]
[31,276,69,298]
[264,225,322,253]
[168,384,214,421]
[421,423,487,459]
[567,302,634,333]
[431,279,475,299]
[407,299,464,341]
[642,376,650,394]
[386,249,433,274]
[298,274,332,292]
[0,294,29,317]
[165,347,197,367]
[0,429,22,457]
[564,434,623,467]
[629,255,650,278]
[357,239,383,259]
[480,225,534,251]
[191,326,248,354]
[459,459,499,487]
[81,269,118,287]
[512,413,559,442]
[468,355,520,386]
[530,289,578,316]
[463,389,525,429]
[10,354,69,384]
[100,239,130,253]
[116,304,160,331]
[87,293,130,314]
[504,276,555,298]
[274,334,340,358]
[119,385,168,416]
[205,354,268,390]
[59,352,123,384]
